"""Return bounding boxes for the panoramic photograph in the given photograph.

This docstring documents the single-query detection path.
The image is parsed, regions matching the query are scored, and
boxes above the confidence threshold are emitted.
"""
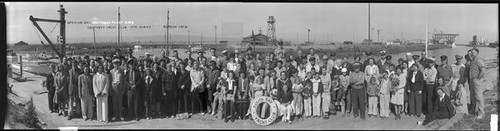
[4,2,499,130]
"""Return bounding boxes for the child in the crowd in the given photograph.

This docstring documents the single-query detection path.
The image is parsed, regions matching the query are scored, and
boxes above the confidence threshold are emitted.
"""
[338,68,350,117]
[292,76,304,120]
[320,66,332,119]
[331,77,341,115]
[213,76,226,119]
[378,71,391,119]
[452,83,468,115]
[311,72,323,118]
[367,76,380,118]
[302,72,313,118]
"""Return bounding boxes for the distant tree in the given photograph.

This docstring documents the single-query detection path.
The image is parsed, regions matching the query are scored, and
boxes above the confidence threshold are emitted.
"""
[14,41,29,46]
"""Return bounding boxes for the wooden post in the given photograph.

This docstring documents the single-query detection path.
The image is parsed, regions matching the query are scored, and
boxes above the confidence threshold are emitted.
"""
[19,55,22,77]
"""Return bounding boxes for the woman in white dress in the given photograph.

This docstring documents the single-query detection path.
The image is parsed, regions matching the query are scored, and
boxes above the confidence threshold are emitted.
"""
[391,66,407,120]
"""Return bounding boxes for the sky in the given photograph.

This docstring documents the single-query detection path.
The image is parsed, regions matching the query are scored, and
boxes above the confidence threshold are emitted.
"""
[6,2,499,44]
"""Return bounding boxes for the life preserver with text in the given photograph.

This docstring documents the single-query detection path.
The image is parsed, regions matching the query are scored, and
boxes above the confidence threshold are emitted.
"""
[251,96,278,126]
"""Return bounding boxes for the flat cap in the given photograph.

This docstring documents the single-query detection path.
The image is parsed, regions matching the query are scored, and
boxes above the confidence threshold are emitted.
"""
[112,59,121,63]
[455,54,463,59]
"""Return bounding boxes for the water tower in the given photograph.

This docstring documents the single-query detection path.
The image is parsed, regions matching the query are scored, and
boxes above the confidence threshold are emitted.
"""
[267,16,277,45]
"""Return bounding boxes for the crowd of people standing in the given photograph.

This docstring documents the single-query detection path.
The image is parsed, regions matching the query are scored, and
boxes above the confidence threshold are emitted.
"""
[42,45,486,125]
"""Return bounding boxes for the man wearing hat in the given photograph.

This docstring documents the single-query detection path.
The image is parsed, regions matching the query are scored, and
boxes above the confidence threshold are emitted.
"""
[450,54,468,115]
[423,58,437,115]
[307,48,320,65]
[437,55,453,95]
[110,58,125,121]
[306,57,320,73]
[196,51,206,63]
[349,62,366,120]
[376,51,388,73]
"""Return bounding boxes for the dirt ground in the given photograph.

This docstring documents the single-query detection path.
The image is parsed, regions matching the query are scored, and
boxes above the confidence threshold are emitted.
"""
[5,65,497,130]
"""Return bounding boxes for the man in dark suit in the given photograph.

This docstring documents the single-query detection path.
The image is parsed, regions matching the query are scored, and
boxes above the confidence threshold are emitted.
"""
[143,68,158,120]
[162,64,177,118]
[419,87,455,125]
[45,64,58,113]
[126,59,142,121]
[68,61,82,120]
[177,63,192,119]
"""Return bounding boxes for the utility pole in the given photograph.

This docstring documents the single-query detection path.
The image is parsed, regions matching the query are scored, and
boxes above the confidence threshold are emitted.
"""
[307,29,310,43]
[425,5,429,58]
[30,4,67,63]
[296,32,299,44]
[93,27,96,55]
[200,34,203,46]
[215,25,217,44]
[188,30,190,45]
[327,32,329,43]
[377,29,380,42]
[166,8,170,49]
[368,3,371,45]
[118,6,121,48]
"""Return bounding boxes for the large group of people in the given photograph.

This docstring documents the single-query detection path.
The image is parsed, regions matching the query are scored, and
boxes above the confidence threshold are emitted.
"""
[43,45,486,125]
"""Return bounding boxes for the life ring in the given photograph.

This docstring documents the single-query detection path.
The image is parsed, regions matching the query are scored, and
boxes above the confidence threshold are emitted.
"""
[251,96,278,126]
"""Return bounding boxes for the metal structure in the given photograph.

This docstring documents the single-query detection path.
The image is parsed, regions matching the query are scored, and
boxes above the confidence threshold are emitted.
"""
[266,16,276,45]
[431,32,459,45]
[29,4,67,63]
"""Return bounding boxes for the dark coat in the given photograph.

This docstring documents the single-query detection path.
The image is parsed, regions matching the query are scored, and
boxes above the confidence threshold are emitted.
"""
[161,70,176,92]
[45,73,55,92]
[276,78,293,103]
[433,94,455,119]
[143,75,159,103]
[152,69,163,101]
[407,70,425,92]
[127,69,142,100]
[177,70,191,91]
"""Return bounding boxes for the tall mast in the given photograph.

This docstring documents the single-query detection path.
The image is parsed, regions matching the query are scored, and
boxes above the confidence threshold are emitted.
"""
[118,6,121,48]
[425,5,429,58]
[368,3,371,44]
[166,8,170,49]
[59,4,67,61]
[215,25,217,44]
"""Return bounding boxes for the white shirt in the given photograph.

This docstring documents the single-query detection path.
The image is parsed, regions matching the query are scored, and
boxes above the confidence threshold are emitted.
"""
[411,71,417,83]
[439,94,445,102]
[227,62,238,71]
[311,78,321,93]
